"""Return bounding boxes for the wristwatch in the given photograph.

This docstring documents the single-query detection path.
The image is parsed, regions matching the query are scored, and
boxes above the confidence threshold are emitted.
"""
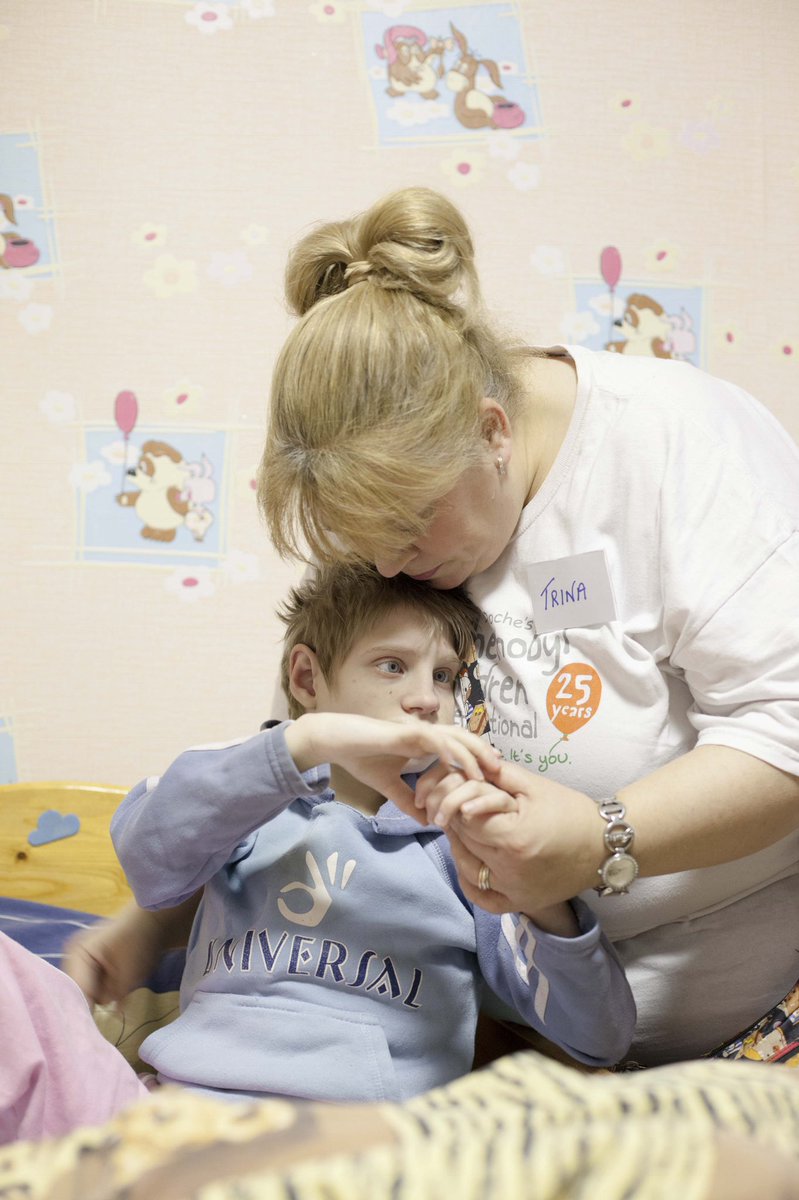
[593,796,638,896]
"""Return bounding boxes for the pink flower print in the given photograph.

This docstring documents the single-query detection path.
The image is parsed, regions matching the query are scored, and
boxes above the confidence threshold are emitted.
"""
[185,3,233,34]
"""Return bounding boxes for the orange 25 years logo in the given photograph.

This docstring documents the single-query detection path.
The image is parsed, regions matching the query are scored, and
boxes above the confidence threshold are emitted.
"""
[546,662,602,740]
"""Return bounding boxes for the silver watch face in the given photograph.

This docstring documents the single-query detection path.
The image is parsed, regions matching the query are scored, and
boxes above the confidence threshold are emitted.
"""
[601,852,638,890]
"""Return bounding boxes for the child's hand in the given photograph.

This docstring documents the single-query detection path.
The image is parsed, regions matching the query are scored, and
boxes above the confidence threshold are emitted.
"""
[63,906,163,1007]
[63,895,198,1007]
[415,770,519,829]
[285,713,502,816]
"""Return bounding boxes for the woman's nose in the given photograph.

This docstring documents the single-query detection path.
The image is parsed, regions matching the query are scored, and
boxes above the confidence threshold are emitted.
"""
[374,549,414,578]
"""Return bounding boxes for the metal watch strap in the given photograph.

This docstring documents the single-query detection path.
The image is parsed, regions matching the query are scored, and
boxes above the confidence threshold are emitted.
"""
[593,795,638,896]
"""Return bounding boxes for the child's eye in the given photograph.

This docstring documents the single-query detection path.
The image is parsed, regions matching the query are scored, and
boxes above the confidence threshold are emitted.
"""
[433,668,454,685]
[378,659,403,676]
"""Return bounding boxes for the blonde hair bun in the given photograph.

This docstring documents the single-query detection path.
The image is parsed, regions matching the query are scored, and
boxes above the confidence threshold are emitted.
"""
[285,187,480,319]
[262,187,528,565]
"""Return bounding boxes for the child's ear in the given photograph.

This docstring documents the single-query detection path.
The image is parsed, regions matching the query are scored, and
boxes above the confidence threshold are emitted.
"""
[288,644,323,711]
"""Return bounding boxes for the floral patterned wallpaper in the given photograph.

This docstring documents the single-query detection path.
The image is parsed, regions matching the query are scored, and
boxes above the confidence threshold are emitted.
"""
[1,0,797,786]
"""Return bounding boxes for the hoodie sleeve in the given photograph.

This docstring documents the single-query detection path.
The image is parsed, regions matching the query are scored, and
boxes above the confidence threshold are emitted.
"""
[472,898,636,1068]
[111,723,330,909]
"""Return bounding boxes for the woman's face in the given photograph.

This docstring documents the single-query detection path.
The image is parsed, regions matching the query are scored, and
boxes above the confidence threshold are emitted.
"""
[373,439,520,590]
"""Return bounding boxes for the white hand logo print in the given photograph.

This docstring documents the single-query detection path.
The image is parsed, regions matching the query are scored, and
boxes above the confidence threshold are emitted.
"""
[277,850,357,927]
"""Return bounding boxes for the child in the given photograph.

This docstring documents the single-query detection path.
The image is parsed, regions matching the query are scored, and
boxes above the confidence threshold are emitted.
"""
[110,564,634,1102]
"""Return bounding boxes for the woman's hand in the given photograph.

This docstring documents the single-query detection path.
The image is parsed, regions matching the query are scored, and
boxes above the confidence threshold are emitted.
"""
[285,713,502,816]
[416,759,600,911]
[421,746,799,912]
[446,819,580,935]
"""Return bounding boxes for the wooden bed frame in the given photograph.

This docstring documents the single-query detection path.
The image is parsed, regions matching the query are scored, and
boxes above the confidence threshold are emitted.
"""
[0,781,132,916]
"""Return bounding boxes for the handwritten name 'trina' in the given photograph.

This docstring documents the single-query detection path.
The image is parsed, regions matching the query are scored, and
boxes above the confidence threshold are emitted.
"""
[540,577,588,612]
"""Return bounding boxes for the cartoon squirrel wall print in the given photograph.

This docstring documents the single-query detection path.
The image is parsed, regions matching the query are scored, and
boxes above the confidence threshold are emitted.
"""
[445,24,525,130]
[0,194,40,269]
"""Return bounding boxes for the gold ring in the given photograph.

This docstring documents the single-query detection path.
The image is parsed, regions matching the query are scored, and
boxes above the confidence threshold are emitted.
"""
[477,863,492,892]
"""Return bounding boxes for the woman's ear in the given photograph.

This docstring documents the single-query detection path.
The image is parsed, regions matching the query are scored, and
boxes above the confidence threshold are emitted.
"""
[478,397,513,464]
[287,644,323,712]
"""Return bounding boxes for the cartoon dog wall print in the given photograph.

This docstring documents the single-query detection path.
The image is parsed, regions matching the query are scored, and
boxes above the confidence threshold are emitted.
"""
[446,24,525,130]
[117,440,216,543]
[0,194,40,269]
[376,25,448,99]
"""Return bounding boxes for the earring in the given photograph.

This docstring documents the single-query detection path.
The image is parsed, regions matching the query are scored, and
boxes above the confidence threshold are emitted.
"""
[495,455,507,477]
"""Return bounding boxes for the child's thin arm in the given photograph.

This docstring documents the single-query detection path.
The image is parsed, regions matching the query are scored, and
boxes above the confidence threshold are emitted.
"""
[284,712,502,814]
[63,893,199,1006]
[515,901,579,938]
[111,728,320,907]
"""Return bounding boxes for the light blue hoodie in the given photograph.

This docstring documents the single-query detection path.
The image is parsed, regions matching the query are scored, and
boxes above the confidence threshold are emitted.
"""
[111,723,634,1102]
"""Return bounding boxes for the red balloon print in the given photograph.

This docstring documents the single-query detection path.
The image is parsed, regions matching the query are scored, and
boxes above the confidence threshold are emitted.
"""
[600,246,622,290]
[114,390,139,436]
[114,390,139,494]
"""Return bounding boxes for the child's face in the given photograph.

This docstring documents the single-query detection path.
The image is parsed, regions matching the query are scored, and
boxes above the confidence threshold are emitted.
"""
[315,606,461,725]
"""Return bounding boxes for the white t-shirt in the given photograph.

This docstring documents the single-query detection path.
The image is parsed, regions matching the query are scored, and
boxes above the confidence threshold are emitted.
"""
[468,345,799,1064]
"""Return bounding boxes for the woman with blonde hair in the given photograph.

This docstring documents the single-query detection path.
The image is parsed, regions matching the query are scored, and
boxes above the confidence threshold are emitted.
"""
[259,186,799,1070]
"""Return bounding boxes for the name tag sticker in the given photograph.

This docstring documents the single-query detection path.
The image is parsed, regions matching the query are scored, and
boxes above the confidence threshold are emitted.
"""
[527,550,617,634]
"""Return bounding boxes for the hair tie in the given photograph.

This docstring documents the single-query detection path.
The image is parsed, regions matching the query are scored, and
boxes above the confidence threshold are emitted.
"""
[344,260,374,288]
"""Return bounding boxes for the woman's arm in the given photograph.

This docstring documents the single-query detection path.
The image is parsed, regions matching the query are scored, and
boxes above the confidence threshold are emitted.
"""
[612,745,799,874]
[418,746,799,912]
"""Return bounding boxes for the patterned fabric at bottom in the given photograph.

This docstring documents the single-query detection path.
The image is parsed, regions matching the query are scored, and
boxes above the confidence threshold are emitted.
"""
[706,979,799,1065]
[2,1051,799,1200]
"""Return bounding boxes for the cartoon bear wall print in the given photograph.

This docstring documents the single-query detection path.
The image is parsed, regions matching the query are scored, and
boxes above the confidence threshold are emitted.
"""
[376,25,448,100]
[363,8,541,149]
[607,293,674,358]
[606,292,698,360]
[0,193,40,269]
[77,423,226,566]
[117,440,215,543]
[581,247,704,365]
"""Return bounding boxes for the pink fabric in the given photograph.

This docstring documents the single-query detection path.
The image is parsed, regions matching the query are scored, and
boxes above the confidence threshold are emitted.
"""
[0,932,148,1144]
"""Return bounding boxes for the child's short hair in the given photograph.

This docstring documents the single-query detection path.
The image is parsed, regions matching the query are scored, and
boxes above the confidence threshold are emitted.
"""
[277,563,479,719]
